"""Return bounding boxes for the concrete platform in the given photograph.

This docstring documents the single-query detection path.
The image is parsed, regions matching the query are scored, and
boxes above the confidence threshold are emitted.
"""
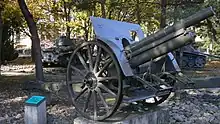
[74,106,169,124]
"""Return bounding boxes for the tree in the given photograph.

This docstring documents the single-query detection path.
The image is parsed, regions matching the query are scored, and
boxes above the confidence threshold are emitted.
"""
[18,0,44,82]
[0,1,3,76]
[0,0,26,64]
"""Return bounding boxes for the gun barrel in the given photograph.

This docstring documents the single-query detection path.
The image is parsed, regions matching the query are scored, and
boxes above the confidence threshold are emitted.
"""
[129,7,215,52]
[129,31,195,68]
[131,29,185,57]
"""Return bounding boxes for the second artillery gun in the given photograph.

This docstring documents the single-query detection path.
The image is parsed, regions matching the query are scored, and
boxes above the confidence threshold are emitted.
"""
[65,7,215,120]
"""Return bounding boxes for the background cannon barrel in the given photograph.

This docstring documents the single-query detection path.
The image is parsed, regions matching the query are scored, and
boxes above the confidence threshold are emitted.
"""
[129,31,196,68]
[129,6,215,52]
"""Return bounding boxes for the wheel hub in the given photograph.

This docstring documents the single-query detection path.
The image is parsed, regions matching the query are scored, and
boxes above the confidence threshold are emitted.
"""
[84,72,98,89]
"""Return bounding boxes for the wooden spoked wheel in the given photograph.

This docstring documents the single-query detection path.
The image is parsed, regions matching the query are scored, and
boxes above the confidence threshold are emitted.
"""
[139,66,175,106]
[141,74,171,106]
[66,41,122,120]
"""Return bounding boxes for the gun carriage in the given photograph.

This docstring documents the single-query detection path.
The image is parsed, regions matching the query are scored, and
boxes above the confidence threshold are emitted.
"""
[66,7,215,120]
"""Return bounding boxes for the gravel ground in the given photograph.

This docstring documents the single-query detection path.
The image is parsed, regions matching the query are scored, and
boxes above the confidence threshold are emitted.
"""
[163,89,220,124]
[0,64,76,124]
[1,63,220,124]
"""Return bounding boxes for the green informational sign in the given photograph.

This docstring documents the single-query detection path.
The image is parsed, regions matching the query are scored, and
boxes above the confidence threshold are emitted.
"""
[25,96,46,106]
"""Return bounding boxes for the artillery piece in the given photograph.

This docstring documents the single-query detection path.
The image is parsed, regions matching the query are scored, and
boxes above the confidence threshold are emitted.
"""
[66,7,215,120]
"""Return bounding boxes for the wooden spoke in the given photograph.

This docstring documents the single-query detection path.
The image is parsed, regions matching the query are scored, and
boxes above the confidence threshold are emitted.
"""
[96,59,112,76]
[96,88,109,113]
[154,97,158,103]
[103,55,110,61]
[93,47,102,73]
[70,65,85,77]
[87,45,93,71]
[97,76,118,82]
[75,87,88,101]
[92,90,98,119]
[83,90,92,112]
[98,83,117,97]
[76,52,89,71]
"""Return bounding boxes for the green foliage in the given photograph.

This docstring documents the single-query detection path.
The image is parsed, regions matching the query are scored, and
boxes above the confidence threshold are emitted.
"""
[196,0,220,54]
[2,0,24,32]
[1,0,219,54]
[0,0,22,62]
[1,0,162,42]
[165,0,220,54]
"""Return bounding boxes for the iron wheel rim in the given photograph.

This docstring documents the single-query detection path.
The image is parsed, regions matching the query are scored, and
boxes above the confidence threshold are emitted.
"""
[66,41,122,120]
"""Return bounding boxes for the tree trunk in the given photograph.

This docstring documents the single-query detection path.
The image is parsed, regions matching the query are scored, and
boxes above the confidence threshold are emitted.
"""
[0,12,2,76]
[0,1,3,76]
[18,0,44,82]
[136,0,141,24]
[160,0,167,28]
[64,1,71,39]
[100,0,106,18]
[31,44,35,62]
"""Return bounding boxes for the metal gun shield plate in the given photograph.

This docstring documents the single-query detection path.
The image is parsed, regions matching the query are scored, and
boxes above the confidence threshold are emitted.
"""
[90,16,145,76]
